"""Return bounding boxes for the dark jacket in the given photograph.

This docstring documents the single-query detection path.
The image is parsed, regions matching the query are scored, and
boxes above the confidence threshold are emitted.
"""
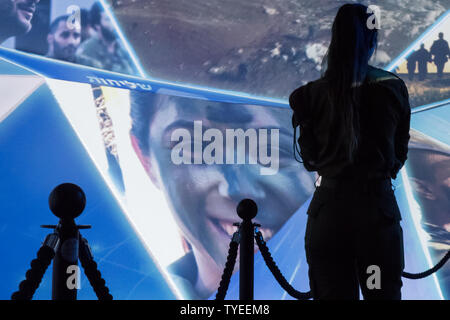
[289,65,411,180]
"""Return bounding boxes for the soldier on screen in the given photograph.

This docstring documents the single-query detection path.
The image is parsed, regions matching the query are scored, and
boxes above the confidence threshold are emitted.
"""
[75,2,135,75]
[128,91,316,299]
[46,15,81,63]
[415,44,432,81]
[406,50,418,81]
[0,0,40,44]
[430,32,450,79]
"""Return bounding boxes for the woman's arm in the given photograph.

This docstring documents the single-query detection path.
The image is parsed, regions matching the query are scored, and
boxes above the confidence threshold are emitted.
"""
[289,85,318,172]
[391,81,411,179]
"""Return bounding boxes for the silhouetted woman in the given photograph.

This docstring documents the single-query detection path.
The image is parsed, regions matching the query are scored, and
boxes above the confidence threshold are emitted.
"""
[290,3,411,300]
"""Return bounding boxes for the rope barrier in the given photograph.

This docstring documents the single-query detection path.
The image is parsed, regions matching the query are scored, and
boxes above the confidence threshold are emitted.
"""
[402,250,449,279]
[79,236,113,300]
[254,229,312,300]
[11,184,113,300]
[215,221,450,300]
[215,230,240,300]
[11,233,59,300]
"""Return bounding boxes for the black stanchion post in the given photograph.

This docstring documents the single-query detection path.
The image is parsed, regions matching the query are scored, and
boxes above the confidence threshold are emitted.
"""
[12,183,112,300]
[237,199,258,301]
[48,183,86,300]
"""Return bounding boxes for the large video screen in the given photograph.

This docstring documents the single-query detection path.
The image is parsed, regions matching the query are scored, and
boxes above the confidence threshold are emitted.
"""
[0,1,449,300]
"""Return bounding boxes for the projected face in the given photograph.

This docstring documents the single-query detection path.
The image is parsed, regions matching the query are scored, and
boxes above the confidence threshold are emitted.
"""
[48,20,81,62]
[408,150,450,234]
[131,94,315,298]
[98,11,116,41]
[0,0,39,41]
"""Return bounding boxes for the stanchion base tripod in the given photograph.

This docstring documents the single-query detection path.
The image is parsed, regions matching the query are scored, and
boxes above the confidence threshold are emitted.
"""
[11,183,112,300]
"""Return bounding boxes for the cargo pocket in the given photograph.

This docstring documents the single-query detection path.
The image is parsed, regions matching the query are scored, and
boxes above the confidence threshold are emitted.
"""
[376,190,402,222]
[305,189,327,248]
[307,188,328,218]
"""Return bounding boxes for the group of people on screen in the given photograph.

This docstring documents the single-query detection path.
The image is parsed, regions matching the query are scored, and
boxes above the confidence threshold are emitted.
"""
[406,32,450,81]
[0,0,136,75]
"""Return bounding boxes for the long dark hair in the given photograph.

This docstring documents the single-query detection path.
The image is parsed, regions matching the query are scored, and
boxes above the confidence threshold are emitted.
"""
[320,3,378,163]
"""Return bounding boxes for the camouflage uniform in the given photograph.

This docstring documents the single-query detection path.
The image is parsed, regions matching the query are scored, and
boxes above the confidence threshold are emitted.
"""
[291,66,409,299]
[76,35,135,75]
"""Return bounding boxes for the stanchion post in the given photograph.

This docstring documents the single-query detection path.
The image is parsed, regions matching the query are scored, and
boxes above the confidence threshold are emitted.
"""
[12,183,112,300]
[47,183,87,300]
[237,199,258,301]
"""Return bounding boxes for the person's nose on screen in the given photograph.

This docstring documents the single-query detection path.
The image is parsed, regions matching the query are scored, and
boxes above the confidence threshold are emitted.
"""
[68,35,78,46]
[218,165,266,204]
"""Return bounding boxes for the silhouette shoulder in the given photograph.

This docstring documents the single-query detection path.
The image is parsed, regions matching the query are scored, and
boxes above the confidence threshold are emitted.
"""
[289,82,315,126]
[289,81,313,106]
[367,66,408,95]
[366,66,410,113]
[366,65,402,84]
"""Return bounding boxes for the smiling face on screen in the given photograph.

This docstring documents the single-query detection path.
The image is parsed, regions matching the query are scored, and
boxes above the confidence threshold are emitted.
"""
[130,92,315,297]
[0,0,40,41]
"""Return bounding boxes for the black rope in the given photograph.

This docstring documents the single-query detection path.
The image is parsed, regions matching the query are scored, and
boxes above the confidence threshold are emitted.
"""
[78,236,113,300]
[402,250,450,279]
[215,221,449,301]
[255,230,312,300]
[255,226,449,299]
[215,230,240,300]
[11,233,59,300]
